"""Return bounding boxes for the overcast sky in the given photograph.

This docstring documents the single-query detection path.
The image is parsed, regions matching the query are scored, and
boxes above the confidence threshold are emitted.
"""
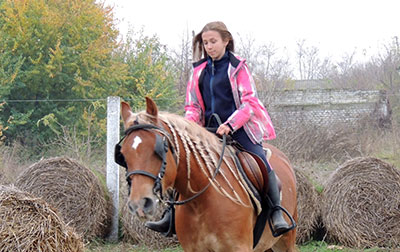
[102,0,399,62]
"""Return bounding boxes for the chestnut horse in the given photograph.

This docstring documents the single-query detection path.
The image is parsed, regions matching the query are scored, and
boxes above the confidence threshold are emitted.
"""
[118,97,297,252]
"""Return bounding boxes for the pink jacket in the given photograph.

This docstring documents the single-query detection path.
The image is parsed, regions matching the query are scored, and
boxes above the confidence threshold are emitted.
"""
[184,52,276,143]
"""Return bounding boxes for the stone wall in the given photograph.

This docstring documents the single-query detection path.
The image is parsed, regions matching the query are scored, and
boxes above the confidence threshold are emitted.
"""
[264,89,391,127]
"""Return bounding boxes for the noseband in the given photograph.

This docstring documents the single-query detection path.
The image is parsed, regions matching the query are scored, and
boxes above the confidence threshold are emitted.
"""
[114,123,175,198]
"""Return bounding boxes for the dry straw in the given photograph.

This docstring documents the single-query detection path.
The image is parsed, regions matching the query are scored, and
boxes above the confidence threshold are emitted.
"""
[0,185,84,252]
[294,167,320,244]
[322,157,400,248]
[121,202,179,250]
[15,156,111,241]
[272,121,363,163]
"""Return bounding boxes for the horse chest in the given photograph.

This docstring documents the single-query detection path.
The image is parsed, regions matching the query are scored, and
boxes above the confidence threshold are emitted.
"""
[182,232,249,252]
[177,208,253,251]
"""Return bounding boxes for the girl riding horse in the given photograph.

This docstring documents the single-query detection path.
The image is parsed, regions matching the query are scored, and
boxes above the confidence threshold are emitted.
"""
[146,21,294,238]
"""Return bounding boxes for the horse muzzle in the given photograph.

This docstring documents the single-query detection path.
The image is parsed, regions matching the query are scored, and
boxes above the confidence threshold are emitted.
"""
[128,196,157,219]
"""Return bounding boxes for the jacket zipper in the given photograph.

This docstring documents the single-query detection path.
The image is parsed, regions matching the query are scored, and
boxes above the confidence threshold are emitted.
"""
[210,60,215,114]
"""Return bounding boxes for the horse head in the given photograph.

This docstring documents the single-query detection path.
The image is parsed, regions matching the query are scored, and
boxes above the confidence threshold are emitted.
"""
[118,97,178,219]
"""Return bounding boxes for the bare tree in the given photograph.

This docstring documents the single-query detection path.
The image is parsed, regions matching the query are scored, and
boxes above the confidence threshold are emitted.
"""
[296,39,306,79]
[327,37,400,92]
[236,35,292,81]
[257,43,292,81]
[236,33,258,71]
[170,28,193,98]
[236,35,293,109]
[372,37,400,93]
[296,39,335,80]
[337,51,356,75]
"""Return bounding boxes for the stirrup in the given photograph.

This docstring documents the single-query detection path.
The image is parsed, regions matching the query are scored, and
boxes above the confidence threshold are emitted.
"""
[162,206,176,237]
[268,206,296,237]
[145,206,175,237]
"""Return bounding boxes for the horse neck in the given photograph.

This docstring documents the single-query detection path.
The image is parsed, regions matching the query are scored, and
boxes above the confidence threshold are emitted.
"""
[174,132,209,196]
[172,131,254,211]
[161,119,256,211]
[162,120,212,196]
[161,117,244,201]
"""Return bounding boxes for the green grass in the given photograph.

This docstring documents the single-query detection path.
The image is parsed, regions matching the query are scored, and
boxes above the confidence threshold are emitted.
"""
[85,240,183,252]
[299,241,390,252]
[85,240,392,252]
[374,149,400,169]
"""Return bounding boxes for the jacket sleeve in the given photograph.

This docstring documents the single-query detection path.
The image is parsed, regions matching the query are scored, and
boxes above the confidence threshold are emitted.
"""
[225,63,260,131]
[184,70,203,125]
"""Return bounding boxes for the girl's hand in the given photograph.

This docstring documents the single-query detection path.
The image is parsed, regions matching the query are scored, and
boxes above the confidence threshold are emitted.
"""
[216,124,231,136]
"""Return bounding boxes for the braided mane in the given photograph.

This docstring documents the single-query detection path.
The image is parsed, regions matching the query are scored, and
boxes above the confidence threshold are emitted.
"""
[135,111,260,211]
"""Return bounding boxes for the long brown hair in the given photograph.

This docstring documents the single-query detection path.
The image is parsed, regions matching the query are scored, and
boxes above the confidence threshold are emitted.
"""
[192,21,234,61]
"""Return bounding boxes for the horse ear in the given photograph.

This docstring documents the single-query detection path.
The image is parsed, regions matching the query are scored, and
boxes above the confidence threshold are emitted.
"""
[145,97,158,117]
[121,101,136,129]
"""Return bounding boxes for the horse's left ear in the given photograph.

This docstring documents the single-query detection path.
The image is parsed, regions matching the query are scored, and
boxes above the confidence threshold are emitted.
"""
[145,97,158,117]
[121,101,137,130]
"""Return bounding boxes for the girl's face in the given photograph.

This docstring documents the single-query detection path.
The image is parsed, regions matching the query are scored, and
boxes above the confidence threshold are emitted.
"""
[202,30,229,60]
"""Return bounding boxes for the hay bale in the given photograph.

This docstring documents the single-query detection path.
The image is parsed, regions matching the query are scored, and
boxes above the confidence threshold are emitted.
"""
[15,157,110,241]
[0,185,84,252]
[121,202,179,249]
[294,167,320,244]
[322,157,400,248]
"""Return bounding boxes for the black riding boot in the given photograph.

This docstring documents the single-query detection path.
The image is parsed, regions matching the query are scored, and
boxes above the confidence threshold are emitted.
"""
[145,206,175,237]
[267,170,291,236]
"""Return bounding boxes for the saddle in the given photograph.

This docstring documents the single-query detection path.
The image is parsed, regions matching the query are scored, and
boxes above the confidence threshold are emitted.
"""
[236,148,267,195]
[233,144,281,202]
[204,127,280,200]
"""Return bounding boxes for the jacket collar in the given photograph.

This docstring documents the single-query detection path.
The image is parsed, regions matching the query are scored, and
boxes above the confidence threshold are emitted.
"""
[193,51,241,68]
[228,51,241,68]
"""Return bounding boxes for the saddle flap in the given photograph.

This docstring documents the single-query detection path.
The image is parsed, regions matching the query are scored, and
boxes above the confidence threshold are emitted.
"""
[236,151,264,193]
[249,151,270,194]
[236,147,282,195]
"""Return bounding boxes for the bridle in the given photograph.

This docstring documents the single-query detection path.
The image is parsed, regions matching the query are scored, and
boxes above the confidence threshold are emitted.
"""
[114,123,175,198]
[114,121,227,206]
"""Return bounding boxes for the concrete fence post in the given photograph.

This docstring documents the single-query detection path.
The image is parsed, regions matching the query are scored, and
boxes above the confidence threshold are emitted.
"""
[106,96,120,241]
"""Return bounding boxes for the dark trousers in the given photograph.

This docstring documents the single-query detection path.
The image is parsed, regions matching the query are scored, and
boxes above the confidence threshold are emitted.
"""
[232,128,272,172]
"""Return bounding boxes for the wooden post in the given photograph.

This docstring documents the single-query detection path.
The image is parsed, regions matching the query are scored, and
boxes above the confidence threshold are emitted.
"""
[106,96,120,241]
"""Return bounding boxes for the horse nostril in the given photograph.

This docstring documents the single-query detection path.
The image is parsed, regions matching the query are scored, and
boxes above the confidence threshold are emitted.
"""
[128,201,138,213]
[142,197,155,213]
